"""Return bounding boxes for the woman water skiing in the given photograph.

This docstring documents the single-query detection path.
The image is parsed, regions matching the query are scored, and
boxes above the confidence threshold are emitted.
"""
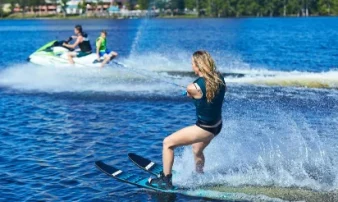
[149,50,226,189]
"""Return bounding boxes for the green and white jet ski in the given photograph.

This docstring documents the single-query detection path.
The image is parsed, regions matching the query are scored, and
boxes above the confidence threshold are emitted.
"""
[28,40,107,68]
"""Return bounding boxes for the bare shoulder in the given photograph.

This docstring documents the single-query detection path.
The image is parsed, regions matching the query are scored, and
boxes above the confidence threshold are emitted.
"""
[77,35,84,42]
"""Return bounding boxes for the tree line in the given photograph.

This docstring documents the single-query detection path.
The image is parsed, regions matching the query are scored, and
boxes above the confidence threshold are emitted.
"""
[138,0,338,17]
[2,0,338,17]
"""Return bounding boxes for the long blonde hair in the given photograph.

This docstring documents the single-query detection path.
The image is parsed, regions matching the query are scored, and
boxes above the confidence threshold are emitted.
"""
[193,50,225,103]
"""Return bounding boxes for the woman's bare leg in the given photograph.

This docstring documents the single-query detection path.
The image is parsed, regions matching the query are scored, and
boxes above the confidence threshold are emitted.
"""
[162,125,214,176]
[67,52,75,64]
[192,140,211,173]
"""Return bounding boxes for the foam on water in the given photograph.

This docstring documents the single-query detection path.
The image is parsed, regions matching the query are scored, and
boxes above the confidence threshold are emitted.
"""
[173,105,338,192]
[0,62,190,95]
[184,189,287,202]
[120,52,191,72]
[2,54,338,96]
[229,69,338,88]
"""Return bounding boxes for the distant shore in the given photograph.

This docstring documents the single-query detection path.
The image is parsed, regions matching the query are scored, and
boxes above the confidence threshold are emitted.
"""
[1,13,199,19]
[1,12,335,20]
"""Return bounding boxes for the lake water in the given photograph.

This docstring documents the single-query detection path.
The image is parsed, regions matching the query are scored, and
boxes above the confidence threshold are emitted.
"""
[0,18,338,201]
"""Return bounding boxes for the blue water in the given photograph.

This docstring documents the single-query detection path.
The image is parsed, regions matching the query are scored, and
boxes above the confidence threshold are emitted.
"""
[1,18,338,201]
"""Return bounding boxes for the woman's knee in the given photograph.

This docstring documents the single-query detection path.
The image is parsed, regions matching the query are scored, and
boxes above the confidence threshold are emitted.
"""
[192,145,203,157]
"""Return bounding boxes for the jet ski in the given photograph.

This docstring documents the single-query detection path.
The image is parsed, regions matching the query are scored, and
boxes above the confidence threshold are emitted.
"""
[28,37,107,68]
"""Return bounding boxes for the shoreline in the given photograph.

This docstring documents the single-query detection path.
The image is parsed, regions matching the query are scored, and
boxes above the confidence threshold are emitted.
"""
[1,13,338,20]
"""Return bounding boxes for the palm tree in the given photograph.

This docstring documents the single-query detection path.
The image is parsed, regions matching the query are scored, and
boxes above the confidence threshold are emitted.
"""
[78,0,87,15]
[9,0,16,14]
[60,0,69,17]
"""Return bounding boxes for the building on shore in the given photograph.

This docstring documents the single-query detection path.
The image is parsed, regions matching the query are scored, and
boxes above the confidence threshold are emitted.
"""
[1,0,160,18]
[1,4,12,13]
[58,0,119,14]
[1,0,128,15]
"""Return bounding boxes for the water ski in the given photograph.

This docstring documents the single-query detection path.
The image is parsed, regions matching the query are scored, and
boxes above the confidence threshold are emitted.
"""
[95,160,179,193]
[128,153,165,176]
[95,159,274,201]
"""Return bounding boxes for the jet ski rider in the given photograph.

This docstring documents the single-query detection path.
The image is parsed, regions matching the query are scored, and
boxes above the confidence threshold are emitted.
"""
[63,25,92,65]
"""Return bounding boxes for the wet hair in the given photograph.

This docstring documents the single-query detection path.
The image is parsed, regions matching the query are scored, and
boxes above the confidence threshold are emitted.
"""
[75,25,83,34]
[192,50,225,103]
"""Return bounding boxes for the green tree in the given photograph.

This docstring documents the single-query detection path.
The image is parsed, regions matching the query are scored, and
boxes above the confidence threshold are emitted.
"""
[266,0,284,16]
[128,0,137,10]
[286,0,302,16]
[8,0,16,14]
[307,0,318,15]
[198,0,209,16]
[318,0,333,15]
[332,0,338,14]
[245,0,260,16]
[171,0,185,11]
[60,0,69,17]
[78,0,86,14]
[0,6,3,18]
[18,0,27,16]
[138,0,149,10]
[154,0,166,9]
[185,0,196,10]
[207,0,227,17]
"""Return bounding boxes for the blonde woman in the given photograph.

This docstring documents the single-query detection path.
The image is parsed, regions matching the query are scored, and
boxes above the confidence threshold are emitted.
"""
[149,50,226,189]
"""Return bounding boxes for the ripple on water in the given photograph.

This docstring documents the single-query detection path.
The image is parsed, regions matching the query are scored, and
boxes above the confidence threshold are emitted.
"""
[1,83,338,201]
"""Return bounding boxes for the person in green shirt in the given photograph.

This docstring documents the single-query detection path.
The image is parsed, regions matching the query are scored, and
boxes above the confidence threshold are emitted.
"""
[96,30,118,68]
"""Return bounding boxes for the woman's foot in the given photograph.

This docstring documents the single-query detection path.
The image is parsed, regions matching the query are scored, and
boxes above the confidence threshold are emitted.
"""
[148,171,173,190]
